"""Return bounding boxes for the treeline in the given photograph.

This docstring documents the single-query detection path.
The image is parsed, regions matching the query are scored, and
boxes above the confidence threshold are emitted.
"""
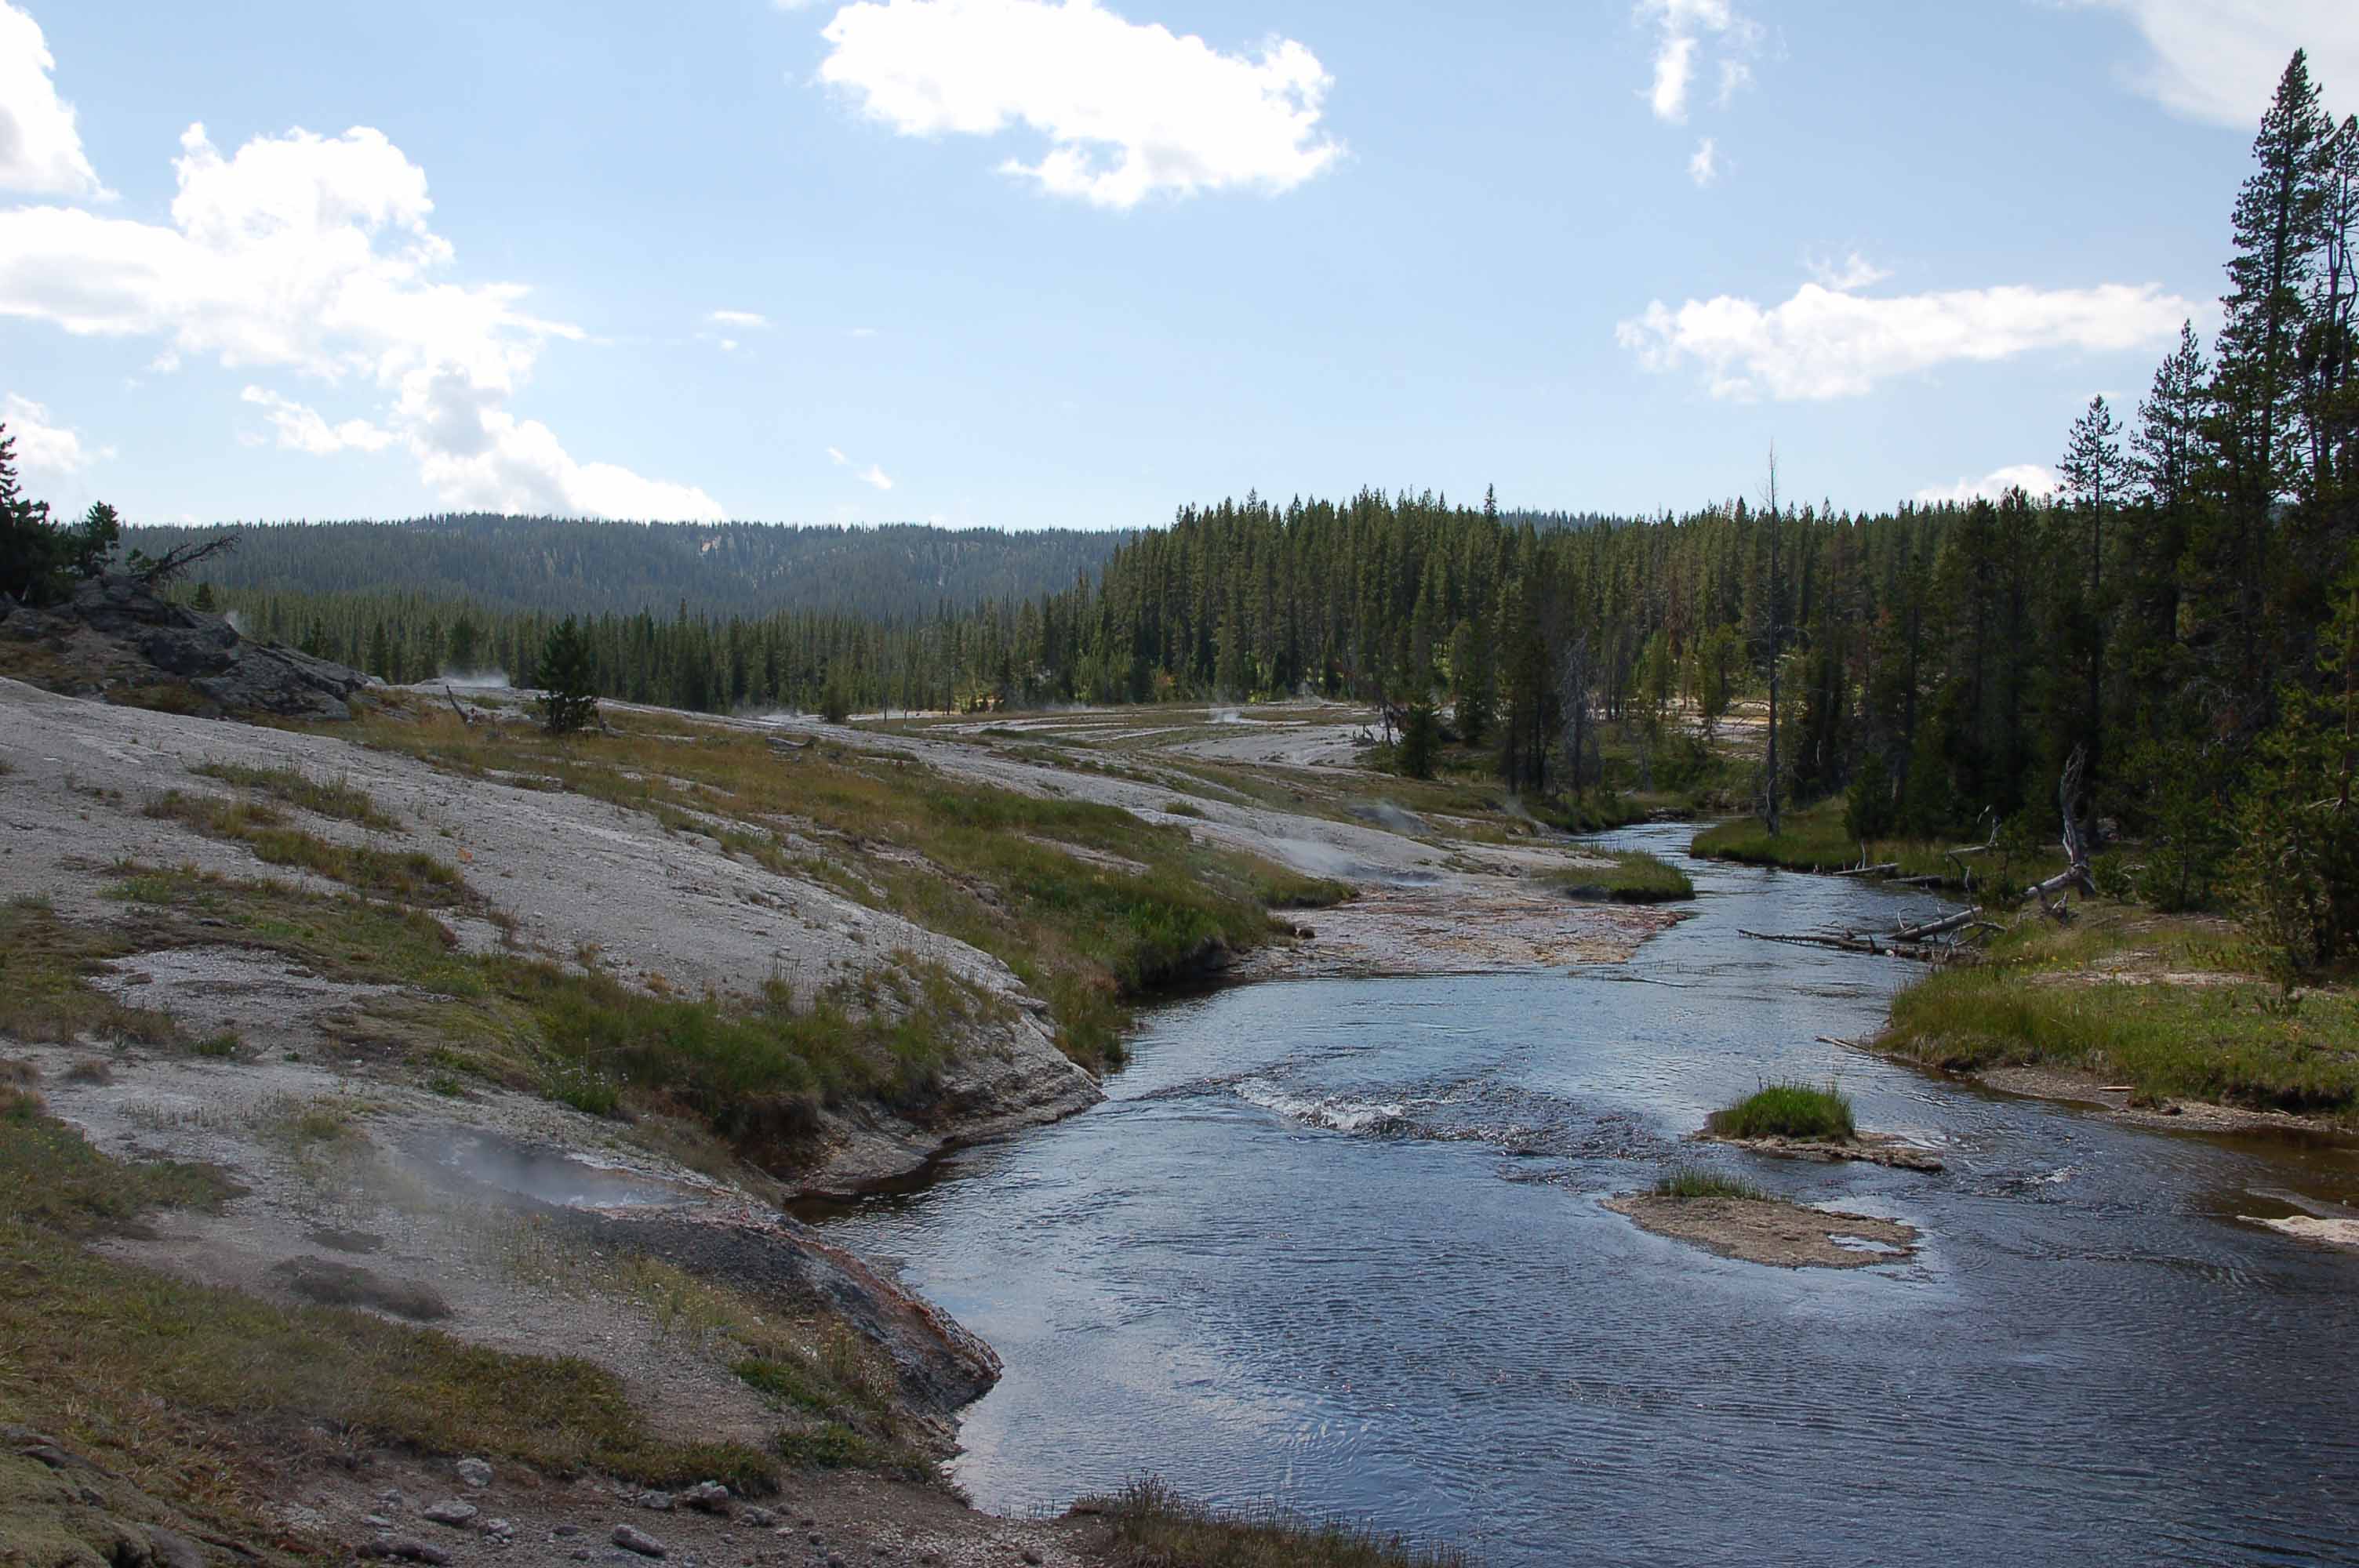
[176,51,2359,967]
[125,515,1123,620]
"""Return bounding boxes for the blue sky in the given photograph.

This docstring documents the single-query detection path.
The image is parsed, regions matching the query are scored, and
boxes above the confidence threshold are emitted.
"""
[2,0,2354,529]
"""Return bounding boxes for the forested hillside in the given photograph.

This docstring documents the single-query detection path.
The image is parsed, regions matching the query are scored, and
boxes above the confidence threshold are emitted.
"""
[71,52,2359,971]
[123,515,1123,619]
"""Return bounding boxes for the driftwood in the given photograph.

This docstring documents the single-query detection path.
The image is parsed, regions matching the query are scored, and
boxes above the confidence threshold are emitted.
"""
[1890,906,1980,943]
[1834,862,1900,878]
[2023,744,2098,914]
[1736,927,1970,962]
[442,684,474,727]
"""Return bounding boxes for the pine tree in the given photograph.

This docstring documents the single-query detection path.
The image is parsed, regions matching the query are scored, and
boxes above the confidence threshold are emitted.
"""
[2059,394,2126,786]
[538,616,600,735]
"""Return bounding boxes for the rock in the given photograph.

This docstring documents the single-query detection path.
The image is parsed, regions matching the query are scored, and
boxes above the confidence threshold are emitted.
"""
[554,1524,584,1537]
[1021,1552,1044,1566]
[612,1522,670,1558]
[483,1518,514,1538]
[358,1541,454,1566]
[638,1489,675,1512]
[456,1457,494,1488]
[365,1515,395,1529]
[738,1506,777,1528]
[681,1480,731,1514]
[145,1528,205,1568]
[420,1497,479,1527]
[380,1488,408,1508]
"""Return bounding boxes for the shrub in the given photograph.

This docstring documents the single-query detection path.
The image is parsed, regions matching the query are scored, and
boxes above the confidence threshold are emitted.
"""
[1649,1166,1767,1201]
[1707,1082,1855,1141]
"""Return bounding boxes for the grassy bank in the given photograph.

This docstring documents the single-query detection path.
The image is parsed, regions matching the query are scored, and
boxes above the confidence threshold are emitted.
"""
[1546,849,1695,903]
[1691,798,2066,891]
[1649,1166,1768,1201]
[0,1102,776,1555]
[357,702,1348,1068]
[1093,1479,1468,1568]
[1881,906,2359,1119]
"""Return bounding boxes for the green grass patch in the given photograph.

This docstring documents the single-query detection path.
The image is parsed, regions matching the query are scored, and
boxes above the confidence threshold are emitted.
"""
[190,761,402,831]
[1692,798,2067,891]
[1092,1478,1469,1568]
[144,790,467,906]
[1546,849,1694,903]
[1648,1166,1768,1200]
[0,895,178,1048]
[1883,906,2359,1117]
[1706,1082,1856,1141]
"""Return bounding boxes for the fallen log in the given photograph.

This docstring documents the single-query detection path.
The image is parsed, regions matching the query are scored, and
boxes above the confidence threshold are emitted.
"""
[1736,927,1971,962]
[1891,906,1979,943]
[1834,862,1901,878]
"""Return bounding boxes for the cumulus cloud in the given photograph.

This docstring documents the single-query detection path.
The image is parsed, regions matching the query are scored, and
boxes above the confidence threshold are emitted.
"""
[2070,0,2359,127]
[826,445,849,464]
[1617,277,2195,400]
[1688,138,1720,186]
[1915,464,2060,504]
[2,391,111,472]
[1636,0,1757,123]
[241,387,396,455]
[0,3,105,198]
[0,119,722,518]
[708,308,770,328]
[858,463,892,490]
[814,0,1342,209]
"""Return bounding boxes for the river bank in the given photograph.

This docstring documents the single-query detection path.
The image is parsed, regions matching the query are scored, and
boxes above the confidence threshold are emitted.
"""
[0,680,1677,1566]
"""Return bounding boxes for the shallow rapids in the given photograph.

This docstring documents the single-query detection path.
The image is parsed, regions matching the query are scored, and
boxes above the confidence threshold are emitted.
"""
[820,824,2359,1566]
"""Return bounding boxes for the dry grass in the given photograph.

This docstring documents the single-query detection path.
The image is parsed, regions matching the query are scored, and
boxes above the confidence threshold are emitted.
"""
[189,760,403,832]
[1091,1478,1470,1568]
[143,789,467,905]
[0,895,178,1048]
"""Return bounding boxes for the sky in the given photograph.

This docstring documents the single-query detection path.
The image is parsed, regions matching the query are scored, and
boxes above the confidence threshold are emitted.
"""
[2,1,2355,531]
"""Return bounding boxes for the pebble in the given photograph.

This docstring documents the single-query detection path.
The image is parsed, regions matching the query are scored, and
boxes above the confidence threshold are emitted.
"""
[363,1515,395,1530]
[379,1488,407,1508]
[1021,1552,1044,1566]
[638,1490,676,1512]
[420,1498,479,1528]
[554,1524,584,1538]
[613,1522,670,1559]
[682,1480,732,1514]
[357,1541,453,1566]
[740,1507,777,1528]
[456,1457,495,1489]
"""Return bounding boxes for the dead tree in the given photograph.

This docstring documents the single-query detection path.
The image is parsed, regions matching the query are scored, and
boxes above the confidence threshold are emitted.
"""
[131,532,240,586]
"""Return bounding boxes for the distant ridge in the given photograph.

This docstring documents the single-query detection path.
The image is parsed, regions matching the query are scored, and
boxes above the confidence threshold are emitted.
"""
[118,515,1129,621]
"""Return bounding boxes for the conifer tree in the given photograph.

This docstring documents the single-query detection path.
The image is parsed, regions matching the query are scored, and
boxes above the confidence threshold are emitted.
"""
[538,615,599,735]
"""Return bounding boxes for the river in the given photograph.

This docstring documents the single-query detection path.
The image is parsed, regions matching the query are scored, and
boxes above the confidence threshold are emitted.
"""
[820,823,2359,1566]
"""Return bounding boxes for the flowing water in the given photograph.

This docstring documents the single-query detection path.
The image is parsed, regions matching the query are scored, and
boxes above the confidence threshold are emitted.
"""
[821,825,2359,1565]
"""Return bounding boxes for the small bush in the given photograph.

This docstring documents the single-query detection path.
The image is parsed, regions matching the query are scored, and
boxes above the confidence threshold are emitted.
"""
[1547,849,1694,903]
[1707,1082,1855,1141]
[1094,1477,1468,1568]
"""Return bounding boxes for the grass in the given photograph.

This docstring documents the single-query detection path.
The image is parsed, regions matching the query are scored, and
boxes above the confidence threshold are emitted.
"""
[1091,1478,1469,1568]
[144,789,468,906]
[1706,1082,1856,1141]
[0,1109,778,1550]
[104,865,984,1169]
[189,760,403,832]
[0,895,179,1048]
[1648,1166,1768,1201]
[351,703,1349,1069]
[1546,848,1694,903]
[1691,797,2068,891]
[1882,906,2359,1118]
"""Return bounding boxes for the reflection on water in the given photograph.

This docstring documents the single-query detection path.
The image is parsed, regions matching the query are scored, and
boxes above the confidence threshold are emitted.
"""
[823,825,2359,1566]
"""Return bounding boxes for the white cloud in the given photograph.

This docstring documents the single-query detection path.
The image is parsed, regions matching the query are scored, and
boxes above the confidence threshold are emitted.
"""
[0,3,105,198]
[858,463,892,490]
[241,386,395,455]
[1804,251,1891,290]
[1618,277,2196,400]
[2070,1,2359,127]
[1688,137,1719,186]
[708,308,770,328]
[2,391,111,473]
[815,0,1342,209]
[0,120,722,519]
[1636,0,1757,123]
[849,325,877,338]
[826,445,849,464]
[1915,464,2060,504]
